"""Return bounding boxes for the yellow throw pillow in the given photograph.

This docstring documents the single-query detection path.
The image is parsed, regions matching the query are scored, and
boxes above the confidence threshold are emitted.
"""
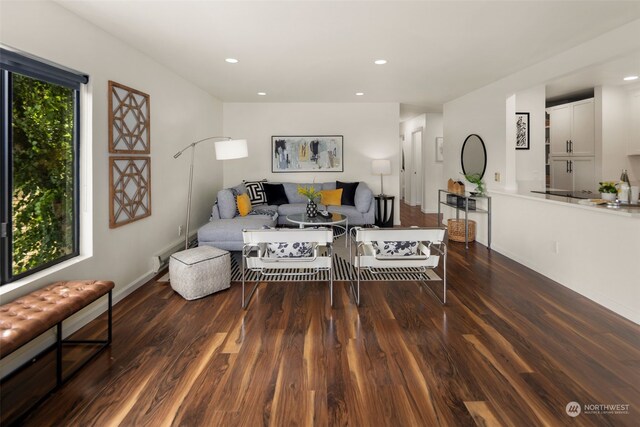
[237,193,252,216]
[320,189,343,206]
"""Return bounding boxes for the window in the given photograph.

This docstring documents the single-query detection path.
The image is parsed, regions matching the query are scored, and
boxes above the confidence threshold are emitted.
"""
[1,48,88,285]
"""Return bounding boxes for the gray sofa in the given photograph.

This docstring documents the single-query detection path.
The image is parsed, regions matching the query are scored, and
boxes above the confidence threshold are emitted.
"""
[198,181,375,251]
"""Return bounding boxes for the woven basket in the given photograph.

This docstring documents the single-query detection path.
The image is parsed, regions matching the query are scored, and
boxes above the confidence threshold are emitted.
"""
[447,219,476,243]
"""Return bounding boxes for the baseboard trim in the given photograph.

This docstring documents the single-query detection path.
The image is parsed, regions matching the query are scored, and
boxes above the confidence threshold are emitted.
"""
[0,270,155,379]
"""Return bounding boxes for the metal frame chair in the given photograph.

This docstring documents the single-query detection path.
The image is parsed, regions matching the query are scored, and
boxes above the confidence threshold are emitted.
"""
[350,227,447,305]
[241,228,334,309]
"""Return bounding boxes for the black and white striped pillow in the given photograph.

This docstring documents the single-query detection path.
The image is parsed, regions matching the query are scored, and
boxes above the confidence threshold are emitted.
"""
[243,180,267,206]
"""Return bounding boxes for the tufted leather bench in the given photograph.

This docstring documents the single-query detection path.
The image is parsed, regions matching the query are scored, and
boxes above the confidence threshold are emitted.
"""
[0,280,114,358]
[0,280,114,422]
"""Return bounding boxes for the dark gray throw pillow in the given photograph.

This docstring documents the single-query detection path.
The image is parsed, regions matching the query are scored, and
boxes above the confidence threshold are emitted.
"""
[336,181,359,206]
[263,183,289,205]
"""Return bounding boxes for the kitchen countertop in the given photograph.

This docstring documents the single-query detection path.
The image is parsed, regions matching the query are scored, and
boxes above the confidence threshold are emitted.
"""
[490,189,640,217]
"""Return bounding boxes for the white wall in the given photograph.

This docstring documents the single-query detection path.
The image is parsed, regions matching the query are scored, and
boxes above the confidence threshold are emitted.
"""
[400,113,443,213]
[515,85,546,192]
[0,1,223,374]
[223,102,400,224]
[400,115,425,207]
[597,86,639,184]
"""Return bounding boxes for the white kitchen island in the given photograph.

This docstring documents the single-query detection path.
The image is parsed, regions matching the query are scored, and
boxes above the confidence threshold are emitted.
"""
[486,190,639,324]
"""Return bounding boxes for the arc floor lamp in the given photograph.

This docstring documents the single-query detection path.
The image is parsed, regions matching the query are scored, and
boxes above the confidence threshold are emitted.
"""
[174,136,248,249]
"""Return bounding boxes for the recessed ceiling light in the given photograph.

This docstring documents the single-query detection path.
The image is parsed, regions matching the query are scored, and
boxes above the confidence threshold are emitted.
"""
[355,92,364,96]
[623,75,639,81]
[374,59,387,65]
[225,58,239,64]
[257,92,267,96]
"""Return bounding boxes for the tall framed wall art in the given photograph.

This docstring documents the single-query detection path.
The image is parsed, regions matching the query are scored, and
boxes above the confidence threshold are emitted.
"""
[108,81,152,228]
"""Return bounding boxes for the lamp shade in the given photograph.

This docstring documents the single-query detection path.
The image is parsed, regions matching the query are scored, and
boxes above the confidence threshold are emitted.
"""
[371,159,391,175]
[215,139,248,160]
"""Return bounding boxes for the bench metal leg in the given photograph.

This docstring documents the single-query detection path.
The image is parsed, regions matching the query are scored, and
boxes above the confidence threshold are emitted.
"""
[56,323,63,387]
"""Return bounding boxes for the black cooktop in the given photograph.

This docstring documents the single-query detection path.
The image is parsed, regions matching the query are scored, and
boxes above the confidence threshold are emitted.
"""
[531,190,596,199]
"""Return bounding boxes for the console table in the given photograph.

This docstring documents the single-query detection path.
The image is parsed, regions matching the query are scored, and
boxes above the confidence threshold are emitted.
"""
[437,190,491,249]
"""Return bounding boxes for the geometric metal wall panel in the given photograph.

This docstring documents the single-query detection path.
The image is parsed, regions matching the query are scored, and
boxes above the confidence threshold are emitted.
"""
[108,81,150,154]
[109,157,151,228]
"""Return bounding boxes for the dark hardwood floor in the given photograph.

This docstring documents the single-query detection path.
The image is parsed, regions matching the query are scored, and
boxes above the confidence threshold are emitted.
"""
[3,202,639,426]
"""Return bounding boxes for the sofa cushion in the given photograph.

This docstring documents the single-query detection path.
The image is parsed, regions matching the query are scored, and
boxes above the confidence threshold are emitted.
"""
[321,182,336,190]
[217,186,244,219]
[326,204,361,217]
[198,215,276,245]
[283,183,315,204]
[336,181,359,206]
[277,203,326,217]
[263,183,289,205]
[354,182,373,213]
[320,189,343,206]
[237,193,252,216]
[243,180,267,206]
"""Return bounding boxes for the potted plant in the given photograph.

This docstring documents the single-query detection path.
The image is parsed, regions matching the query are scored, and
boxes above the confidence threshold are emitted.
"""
[598,181,617,201]
[297,185,321,217]
[463,173,486,196]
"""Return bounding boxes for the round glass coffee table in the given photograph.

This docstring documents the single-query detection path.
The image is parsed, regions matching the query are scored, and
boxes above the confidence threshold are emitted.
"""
[286,212,348,244]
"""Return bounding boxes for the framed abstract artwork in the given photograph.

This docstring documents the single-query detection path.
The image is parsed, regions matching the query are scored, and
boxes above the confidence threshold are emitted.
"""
[516,112,530,150]
[108,81,150,154]
[272,135,343,173]
[109,157,151,228]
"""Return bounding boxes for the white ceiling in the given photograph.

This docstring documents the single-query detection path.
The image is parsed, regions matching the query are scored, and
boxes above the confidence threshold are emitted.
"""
[56,0,640,116]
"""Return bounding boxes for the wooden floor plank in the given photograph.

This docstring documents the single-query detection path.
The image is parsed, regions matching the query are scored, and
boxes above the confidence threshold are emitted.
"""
[3,202,639,426]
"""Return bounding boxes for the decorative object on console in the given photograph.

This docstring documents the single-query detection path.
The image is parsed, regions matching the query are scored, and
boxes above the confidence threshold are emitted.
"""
[447,178,465,195]
[108,81,150,154]
[272,135,343,172]
[371,159,391,196]
[435,137,444,162]
[464,173,486,196]
[516,112,530,150]
[173,136,248,249]
[109,156,151,228]
[336,181,359,206]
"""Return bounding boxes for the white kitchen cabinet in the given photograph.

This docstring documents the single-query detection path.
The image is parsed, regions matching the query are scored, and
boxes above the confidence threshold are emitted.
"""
[628,91,640,155]
[548,98,594,156]
[550,157,595,192]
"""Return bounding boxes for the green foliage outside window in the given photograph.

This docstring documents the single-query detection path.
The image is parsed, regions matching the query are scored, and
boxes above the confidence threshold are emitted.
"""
[11,74,75,275]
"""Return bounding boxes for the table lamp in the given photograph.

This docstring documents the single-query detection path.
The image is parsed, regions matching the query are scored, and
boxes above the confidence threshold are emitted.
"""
[371,159,391,196]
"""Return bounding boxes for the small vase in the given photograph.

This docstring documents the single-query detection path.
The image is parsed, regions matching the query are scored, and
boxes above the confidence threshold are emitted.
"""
[601,192,616,201]
[306,199,318,218]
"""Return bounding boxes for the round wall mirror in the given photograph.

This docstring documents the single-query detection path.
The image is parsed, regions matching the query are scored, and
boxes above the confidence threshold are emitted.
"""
[461,134,487,179]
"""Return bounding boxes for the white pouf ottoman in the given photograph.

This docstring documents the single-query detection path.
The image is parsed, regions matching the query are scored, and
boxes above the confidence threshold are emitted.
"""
[169,246,231,300]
